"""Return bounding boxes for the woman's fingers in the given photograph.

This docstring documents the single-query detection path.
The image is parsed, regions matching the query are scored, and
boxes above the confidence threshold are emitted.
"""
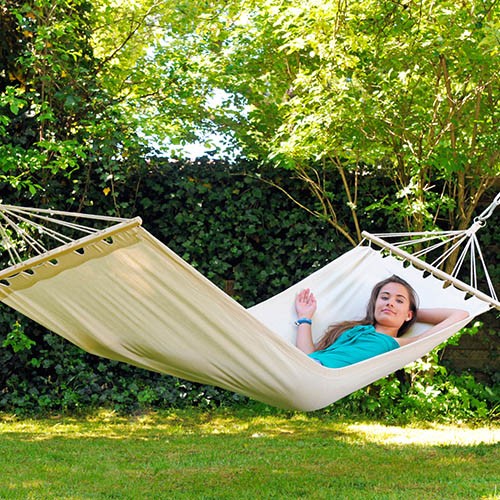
[301,289,315,304]
[295,288,317,316]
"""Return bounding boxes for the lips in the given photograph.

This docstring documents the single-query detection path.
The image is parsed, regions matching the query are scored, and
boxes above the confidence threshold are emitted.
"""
[381,308,395,315]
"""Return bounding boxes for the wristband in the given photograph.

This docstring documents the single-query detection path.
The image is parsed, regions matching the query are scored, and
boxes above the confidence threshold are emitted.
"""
[295,318,312,326]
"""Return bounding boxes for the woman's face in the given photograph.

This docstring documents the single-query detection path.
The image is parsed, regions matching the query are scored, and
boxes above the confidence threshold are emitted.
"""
[374,282,414,332]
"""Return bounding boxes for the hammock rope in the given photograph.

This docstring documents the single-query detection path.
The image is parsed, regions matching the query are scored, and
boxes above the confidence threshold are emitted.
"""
[0,204,129,264]
[363,193,499,309]
[0,197,498,308]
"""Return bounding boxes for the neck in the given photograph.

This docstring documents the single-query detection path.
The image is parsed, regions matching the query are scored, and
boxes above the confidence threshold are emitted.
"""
[374,324,399,337]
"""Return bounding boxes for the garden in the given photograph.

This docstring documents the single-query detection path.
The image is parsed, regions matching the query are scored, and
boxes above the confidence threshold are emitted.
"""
[0,0,498,498]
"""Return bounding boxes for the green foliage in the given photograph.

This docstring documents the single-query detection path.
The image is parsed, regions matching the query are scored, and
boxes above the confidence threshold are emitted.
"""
[334,345,499,423]
[2,0,498,240]
[116,0,499,240]
[125,159,352,305]
[2,320,35,353]
[0,0,149,202]
[269,0,499,232]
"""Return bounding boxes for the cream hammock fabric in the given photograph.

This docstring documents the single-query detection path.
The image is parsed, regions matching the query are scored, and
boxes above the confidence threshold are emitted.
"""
[0,203,497,411]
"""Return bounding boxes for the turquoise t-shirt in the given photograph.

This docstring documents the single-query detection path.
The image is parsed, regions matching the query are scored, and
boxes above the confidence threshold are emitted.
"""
[308,324,399,368]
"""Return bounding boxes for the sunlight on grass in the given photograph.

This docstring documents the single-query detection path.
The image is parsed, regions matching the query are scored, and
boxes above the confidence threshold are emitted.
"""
[346,423,499,446]
[1,409,498,446]
[0,409,498,499]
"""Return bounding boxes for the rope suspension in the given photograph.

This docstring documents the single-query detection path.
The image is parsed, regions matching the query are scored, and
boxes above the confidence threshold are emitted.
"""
[362,192,499,310]
[1,193,498,309]
[0,204,128,265]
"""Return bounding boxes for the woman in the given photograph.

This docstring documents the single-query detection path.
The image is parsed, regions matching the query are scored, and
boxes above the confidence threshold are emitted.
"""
[294,275,469,368]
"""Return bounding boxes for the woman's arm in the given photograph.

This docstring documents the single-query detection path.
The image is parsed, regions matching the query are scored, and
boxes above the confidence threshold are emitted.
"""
[396,308,469,346]
[295,289,317,354]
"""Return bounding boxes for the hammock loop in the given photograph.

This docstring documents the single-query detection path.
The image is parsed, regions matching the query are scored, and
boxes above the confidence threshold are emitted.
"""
[466,220,485,236]
[473,192,499,225]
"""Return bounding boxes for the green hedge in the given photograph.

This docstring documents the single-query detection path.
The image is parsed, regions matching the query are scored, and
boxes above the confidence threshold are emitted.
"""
[0,158,498,420]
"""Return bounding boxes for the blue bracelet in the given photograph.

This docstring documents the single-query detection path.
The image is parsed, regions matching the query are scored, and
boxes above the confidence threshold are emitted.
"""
[295,318,312,326]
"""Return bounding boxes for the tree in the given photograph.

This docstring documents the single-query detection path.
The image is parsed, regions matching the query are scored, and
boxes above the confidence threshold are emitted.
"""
[0,0,148,211]
[4,0,496,242]
[110,0,499,244]
[270,0,499,236]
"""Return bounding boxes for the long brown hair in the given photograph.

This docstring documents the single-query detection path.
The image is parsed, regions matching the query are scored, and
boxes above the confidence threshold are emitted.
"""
[314,275,419,351]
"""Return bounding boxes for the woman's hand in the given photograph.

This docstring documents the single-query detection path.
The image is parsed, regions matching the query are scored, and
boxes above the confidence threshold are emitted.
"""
[295,288,317,319]
[294,288,317,354]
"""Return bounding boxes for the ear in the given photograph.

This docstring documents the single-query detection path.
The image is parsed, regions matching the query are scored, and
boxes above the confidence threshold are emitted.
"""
[406,310,414,322]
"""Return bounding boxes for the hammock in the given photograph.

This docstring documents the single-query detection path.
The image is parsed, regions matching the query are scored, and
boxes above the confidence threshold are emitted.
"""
[0,200,497,411]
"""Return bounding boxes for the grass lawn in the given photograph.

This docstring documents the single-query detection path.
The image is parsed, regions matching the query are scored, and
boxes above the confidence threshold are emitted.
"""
[0,407,498,499]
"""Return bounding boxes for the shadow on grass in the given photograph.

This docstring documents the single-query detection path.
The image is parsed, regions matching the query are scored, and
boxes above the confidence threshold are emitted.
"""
[0,408,498,499]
